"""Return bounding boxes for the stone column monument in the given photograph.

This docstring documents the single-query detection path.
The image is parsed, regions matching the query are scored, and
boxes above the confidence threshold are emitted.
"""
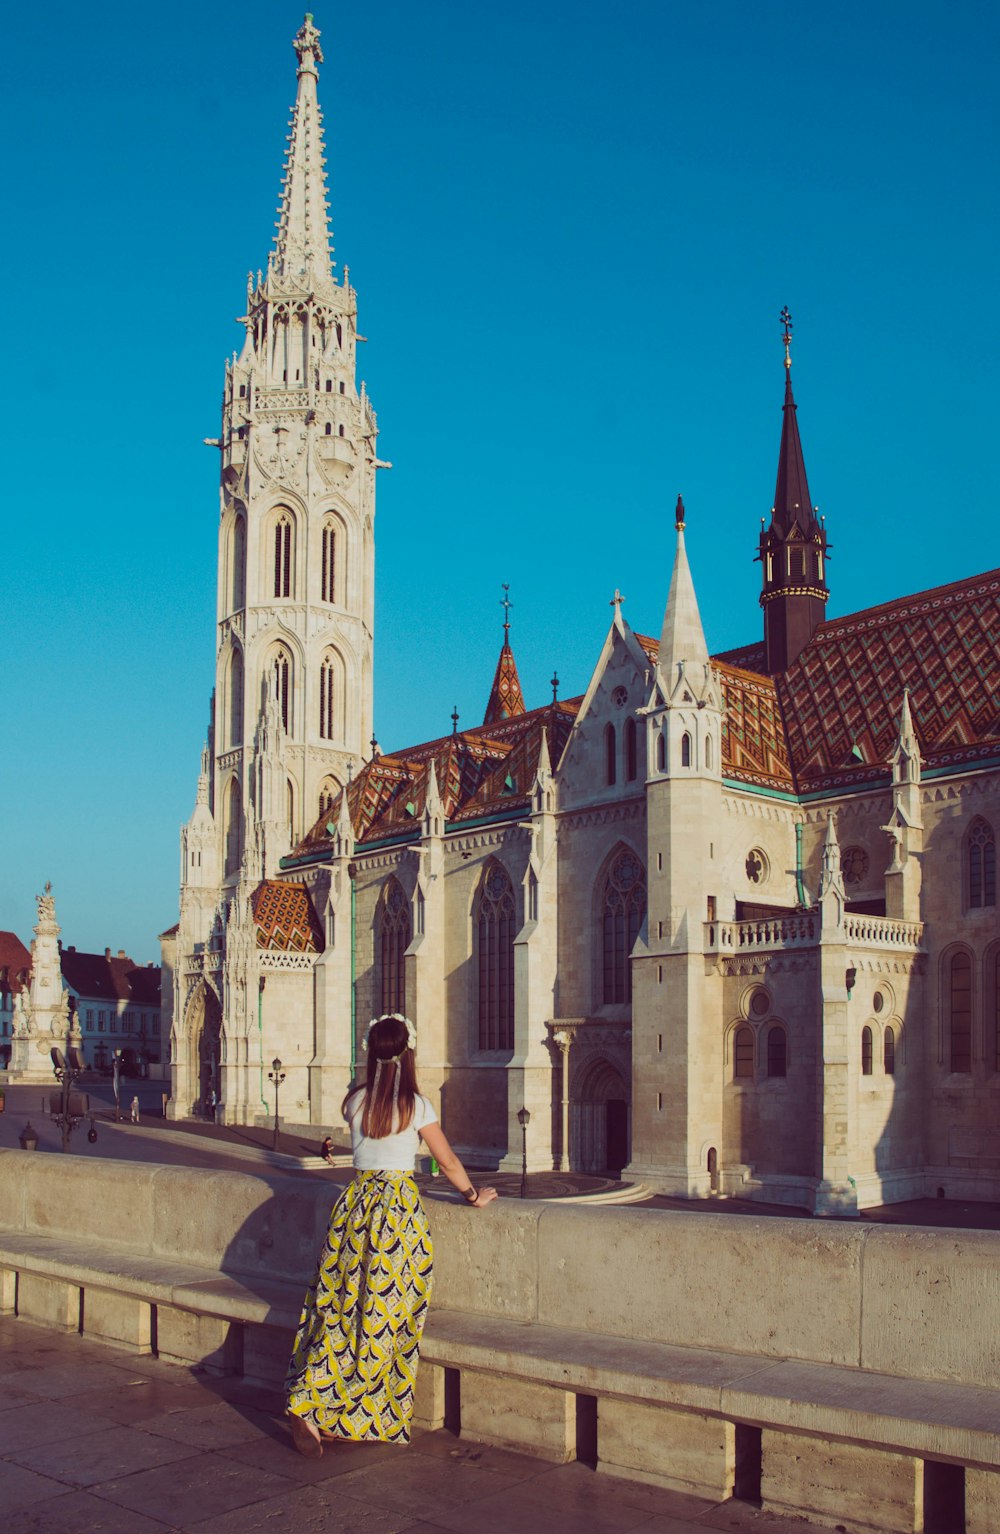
[7,883,70,1084]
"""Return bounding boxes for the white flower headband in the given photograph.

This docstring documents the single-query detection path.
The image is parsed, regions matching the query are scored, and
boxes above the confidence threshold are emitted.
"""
[363,1013,417,1054]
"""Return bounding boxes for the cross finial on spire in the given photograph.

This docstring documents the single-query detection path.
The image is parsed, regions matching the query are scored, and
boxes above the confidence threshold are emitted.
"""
[610,588,625,612]
[451,706,460,736]
[780,306,793,372]
[675,495,686,531]
[370,734,379,759]
[551,671,559,703]
[500,583,512,639]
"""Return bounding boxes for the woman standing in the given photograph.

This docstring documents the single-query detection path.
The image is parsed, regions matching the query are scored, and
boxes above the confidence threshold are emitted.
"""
[285,1012,497,1456]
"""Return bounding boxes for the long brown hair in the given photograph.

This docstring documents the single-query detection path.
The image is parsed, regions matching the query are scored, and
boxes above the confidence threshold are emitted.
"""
[342,1014,419,1138]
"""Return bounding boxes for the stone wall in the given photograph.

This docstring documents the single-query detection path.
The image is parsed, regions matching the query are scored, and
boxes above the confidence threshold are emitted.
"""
[3,1152,1000,1386]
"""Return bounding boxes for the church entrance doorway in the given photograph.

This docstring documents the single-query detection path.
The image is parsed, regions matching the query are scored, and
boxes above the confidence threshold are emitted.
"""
[575,1057,630,1176]
[606,1099,628,1177]
[187,982,222,1116]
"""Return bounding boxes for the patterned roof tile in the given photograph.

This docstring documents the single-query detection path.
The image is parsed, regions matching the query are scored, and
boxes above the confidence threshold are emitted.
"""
[251,881,323,952]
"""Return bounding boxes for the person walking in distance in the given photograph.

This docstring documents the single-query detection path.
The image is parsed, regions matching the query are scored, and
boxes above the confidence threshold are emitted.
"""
[285,1013,497,1456]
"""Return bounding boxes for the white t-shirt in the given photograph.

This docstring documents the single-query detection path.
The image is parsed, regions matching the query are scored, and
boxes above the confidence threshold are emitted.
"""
[344,1089,438,1171]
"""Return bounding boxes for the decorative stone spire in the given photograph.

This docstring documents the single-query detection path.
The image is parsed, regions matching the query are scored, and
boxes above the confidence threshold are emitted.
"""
[758,309,830,673]
[819,812,846,933]
[329,782,355,859]
[657,497,711,693]
[196,743,211,808]
[423,759,444,840]
[272,15,334,284]
[484,585,527,724]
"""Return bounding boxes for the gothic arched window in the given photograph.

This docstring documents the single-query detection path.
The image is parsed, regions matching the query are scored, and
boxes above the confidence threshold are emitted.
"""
[231,516,246,611]
[949,950,972,1073]
[601,849,646,1004]
[319,653,337,740]
[379,879,410,1016]
[681,732,692,768]
[476,862,516,1051]
[321,520,337,604]
[656,731,665,772]
[604,723,617,786]
[224,778,242,877]
[624,717,638,782]
[318,778,338,819]
[273,649,291,733]
[766,1025,787,1078]
[861,1026,873,1076]
[228,647,244,748]
[734,1026,754,1079]
[968,819,996,909]
[883,1026,896,1075]
[273,512,293,598]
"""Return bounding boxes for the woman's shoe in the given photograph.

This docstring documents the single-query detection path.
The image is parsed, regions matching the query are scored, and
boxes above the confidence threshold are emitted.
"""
[287,1411,323,1459]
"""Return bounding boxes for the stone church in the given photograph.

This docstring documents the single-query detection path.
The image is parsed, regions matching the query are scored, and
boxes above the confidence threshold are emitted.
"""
[162,16,1000,1215]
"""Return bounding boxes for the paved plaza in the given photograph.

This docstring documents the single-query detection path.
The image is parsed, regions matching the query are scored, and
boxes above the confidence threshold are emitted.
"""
[0,1315,818,1534]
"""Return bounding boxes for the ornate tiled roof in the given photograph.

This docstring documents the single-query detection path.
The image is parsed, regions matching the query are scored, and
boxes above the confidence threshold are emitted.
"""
[716,662,793,789]
[287,568,999,863]
[292,702,579,856]
[251,880,323,952]
[483,641,526,724]
[776,569,1000,791]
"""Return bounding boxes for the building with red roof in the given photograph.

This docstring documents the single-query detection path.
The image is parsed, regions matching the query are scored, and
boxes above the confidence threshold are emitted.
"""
[164,23,999,1212]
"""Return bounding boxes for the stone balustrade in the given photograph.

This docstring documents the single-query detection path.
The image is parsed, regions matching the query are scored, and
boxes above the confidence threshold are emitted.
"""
[705,913,818,952]
[844,913,925,949]
[0,1152,997,1532]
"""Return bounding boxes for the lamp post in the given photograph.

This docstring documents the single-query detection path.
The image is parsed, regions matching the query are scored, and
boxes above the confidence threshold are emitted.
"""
[517,1105,531,1199]
[268,1056,286,1150]
[50,1027,89,1153]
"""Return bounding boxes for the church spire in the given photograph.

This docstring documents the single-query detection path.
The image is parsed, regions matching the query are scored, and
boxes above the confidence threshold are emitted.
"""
[483,584,527,725]
[657,496,711,692]
[758,309,830,674]
[271,15,334,285]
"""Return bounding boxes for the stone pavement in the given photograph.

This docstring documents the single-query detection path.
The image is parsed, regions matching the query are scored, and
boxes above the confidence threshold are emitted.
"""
[0,1316,815,1534]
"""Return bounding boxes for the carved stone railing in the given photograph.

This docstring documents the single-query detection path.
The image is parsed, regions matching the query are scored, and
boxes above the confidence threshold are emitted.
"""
[705,913,818,953]
[845,915,924,949]
[257,950,318,972]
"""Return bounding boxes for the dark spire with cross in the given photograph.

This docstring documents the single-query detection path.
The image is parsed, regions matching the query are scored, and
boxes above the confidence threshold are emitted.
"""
[451,706,460,736]
[484,583,526,725]
[758,307,830,672]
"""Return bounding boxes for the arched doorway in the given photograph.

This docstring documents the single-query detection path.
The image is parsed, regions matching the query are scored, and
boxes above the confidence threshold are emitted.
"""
[576,1057,630,1176]
[186,982,222,1115]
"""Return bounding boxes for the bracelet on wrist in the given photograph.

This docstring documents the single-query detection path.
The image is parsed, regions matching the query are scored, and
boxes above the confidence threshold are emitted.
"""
[464,1186,478,1204]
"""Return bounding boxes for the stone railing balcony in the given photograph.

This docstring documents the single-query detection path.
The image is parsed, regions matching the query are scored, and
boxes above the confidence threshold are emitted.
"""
[845,914,924,949]
[705,912,818,954]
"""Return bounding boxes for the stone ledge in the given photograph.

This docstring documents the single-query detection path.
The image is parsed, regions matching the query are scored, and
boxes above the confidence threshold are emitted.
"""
[4,1231,998,1471]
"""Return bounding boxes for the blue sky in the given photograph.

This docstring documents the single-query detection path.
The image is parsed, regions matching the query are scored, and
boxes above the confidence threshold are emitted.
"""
[2,0,997,962]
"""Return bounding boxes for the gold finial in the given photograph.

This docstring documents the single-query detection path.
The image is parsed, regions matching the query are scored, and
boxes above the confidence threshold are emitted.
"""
[780,306,793,371]
[675,494,686,531]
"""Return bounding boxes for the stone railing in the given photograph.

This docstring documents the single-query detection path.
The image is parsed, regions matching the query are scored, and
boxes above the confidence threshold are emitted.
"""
[1,1155,998,1530]
[706,912,818,953]
[845,914,924,949]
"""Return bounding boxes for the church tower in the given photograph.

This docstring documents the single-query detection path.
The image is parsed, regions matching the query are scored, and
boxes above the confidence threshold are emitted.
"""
[758,310,829,673]
[211,13,379,886]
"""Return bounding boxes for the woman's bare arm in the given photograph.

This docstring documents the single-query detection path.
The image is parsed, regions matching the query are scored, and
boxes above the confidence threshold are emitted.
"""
[419,1122,498,1207]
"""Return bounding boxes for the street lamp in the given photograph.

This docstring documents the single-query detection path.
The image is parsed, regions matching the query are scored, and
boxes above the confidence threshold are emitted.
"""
[49,1040,89,1154]
[19,1122,39,1151]
[268,1056,286,1150]
[517,1105,531,1199]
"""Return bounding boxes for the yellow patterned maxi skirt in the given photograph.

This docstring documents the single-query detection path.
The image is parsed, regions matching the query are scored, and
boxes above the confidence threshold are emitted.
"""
[285,1171,433,1443]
